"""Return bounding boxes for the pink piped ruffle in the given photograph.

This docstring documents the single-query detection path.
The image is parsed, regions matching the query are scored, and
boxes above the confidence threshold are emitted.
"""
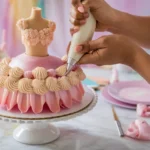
[126,120,150,140]
[137,104,150,117]
[0,83,84,114]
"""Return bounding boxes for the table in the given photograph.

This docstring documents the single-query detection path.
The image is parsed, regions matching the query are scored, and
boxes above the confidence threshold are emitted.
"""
[0,67,150,150]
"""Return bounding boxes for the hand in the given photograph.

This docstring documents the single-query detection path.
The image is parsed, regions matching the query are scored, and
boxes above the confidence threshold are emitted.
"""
[76,34,142,67]
[70,0,119,34]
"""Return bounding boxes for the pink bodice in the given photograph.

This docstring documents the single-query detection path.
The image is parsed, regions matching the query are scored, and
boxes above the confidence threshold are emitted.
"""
[16,19,56,46]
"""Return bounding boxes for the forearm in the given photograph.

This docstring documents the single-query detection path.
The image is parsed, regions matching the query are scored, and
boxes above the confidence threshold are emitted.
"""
[131,49,150,83]
[111,10,150,48]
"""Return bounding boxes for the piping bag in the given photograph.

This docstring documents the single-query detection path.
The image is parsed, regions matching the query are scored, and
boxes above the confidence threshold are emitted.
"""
[65,10,96,75]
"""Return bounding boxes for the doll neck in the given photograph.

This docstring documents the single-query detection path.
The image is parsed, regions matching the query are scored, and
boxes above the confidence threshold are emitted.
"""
[30,7,42,20]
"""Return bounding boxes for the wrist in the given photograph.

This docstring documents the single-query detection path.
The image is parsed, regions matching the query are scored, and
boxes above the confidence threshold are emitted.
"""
[131,48,149,71]
[111,9,131,30]
[132,49,150,83]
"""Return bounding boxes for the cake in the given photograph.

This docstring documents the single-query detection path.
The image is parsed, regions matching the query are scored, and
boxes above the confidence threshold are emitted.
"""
[0,7,86,114]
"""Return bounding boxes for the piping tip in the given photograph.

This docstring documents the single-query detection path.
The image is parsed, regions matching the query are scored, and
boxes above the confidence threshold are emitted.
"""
[65,64,73,76]
[65,57,77,76]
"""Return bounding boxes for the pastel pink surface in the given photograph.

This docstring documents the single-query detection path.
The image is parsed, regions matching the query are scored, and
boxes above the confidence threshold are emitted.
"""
[126,120,150,140]
[9,53,64,71]
[108,80,150,105]
[101,86,136,109]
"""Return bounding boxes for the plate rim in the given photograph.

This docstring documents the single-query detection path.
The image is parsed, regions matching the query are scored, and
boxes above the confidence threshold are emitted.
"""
[101,86,136,109]
[108,80,150,104]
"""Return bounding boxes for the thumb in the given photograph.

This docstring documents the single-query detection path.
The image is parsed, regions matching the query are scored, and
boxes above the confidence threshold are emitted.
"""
[76,37,106,53]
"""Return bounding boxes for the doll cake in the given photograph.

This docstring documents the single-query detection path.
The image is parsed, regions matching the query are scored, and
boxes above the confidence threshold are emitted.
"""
[0,7,86,114]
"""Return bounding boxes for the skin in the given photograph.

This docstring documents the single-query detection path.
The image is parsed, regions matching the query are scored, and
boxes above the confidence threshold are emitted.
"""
[66,0,150,83]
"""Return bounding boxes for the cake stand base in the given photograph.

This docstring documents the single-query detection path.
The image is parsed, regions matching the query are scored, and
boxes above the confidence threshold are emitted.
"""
[13,122,60,145]
[0,86,97,145]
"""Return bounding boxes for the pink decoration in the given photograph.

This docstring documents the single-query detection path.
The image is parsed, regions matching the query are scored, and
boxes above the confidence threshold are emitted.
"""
[24,71,33,79]
[47,69,56,77]
[126,120,150,140]
[0,84,84,114]
[137,104,150,117]
[16,19,55,46]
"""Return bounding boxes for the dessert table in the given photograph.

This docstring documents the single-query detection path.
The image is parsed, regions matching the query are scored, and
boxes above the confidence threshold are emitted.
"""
[0,67,150,150]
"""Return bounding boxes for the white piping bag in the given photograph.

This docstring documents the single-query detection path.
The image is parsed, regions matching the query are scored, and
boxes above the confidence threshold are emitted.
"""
[66,10,96,75]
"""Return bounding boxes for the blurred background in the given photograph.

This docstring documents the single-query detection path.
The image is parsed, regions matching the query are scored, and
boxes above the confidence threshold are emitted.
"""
[0,0,150,58]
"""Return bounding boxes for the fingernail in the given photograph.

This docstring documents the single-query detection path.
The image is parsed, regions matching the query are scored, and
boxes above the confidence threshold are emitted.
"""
[84,13,89,18]
[76,46,83,52]
[78,6,84,13]
[80,20,86,24]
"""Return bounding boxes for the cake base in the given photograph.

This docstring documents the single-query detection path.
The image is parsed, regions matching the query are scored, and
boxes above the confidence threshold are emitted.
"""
[0,86,97,145]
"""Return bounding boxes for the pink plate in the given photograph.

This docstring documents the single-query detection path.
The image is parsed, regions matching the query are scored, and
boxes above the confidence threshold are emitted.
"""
[101,86,136,109]
[108,80,150,105]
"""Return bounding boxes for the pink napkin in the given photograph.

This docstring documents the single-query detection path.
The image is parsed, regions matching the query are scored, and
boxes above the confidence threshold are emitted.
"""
[137,104,150,117]
[126,120,150,140]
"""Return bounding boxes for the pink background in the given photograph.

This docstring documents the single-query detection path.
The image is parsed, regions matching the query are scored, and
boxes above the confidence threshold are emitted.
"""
[0,0,150,57]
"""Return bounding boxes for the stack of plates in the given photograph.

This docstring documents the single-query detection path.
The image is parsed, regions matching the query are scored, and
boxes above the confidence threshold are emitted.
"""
[101,80,150,109]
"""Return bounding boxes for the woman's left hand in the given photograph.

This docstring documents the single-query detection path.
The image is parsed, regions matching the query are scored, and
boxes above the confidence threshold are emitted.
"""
[76,34,142,67]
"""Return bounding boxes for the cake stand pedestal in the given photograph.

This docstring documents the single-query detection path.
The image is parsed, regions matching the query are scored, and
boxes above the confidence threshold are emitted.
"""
[13,122,60,144]
[0,86,97,145]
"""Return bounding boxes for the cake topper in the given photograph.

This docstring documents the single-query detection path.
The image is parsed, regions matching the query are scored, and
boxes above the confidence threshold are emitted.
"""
[16,7,56,57]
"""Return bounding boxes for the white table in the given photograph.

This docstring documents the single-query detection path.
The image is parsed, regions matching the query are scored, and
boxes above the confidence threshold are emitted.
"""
[0,67,150,150]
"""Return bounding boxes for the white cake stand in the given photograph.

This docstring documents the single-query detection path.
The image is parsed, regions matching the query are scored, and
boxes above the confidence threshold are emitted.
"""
[0,86,97,145]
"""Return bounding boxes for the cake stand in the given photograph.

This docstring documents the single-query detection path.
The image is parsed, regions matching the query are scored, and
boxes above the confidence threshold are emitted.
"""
[0,86,97,145]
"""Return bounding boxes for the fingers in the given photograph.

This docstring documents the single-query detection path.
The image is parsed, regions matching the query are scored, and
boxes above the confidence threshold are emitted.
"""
[70,27,80,36]
[77,51,100,65]
[69,17,86,26]
[78,48,106,65]
[70,0,89,27]
[76,36,107,53]
[70,7,89,19]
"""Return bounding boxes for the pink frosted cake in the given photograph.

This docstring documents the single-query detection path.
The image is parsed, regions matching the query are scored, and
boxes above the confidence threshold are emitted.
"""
[0,14,86,114]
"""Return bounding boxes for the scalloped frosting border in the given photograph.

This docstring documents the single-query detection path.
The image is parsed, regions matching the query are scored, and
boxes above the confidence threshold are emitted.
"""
[0,57,86,95]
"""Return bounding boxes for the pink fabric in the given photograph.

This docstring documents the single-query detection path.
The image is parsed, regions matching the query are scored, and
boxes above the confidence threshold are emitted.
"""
[137,104,150,117]
[126,120,150,140]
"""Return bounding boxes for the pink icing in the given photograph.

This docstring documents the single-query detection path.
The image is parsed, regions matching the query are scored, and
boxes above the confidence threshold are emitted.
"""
[9,53,64,71]
[47,69,56,77]
[137,104,150,117]
[0,83,84,114]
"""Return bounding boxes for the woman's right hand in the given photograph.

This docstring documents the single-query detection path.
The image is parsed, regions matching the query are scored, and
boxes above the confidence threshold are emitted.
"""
[70,0,119,34]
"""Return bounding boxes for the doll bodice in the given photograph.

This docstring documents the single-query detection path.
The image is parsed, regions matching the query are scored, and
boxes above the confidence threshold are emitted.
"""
[16,18,56,46]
